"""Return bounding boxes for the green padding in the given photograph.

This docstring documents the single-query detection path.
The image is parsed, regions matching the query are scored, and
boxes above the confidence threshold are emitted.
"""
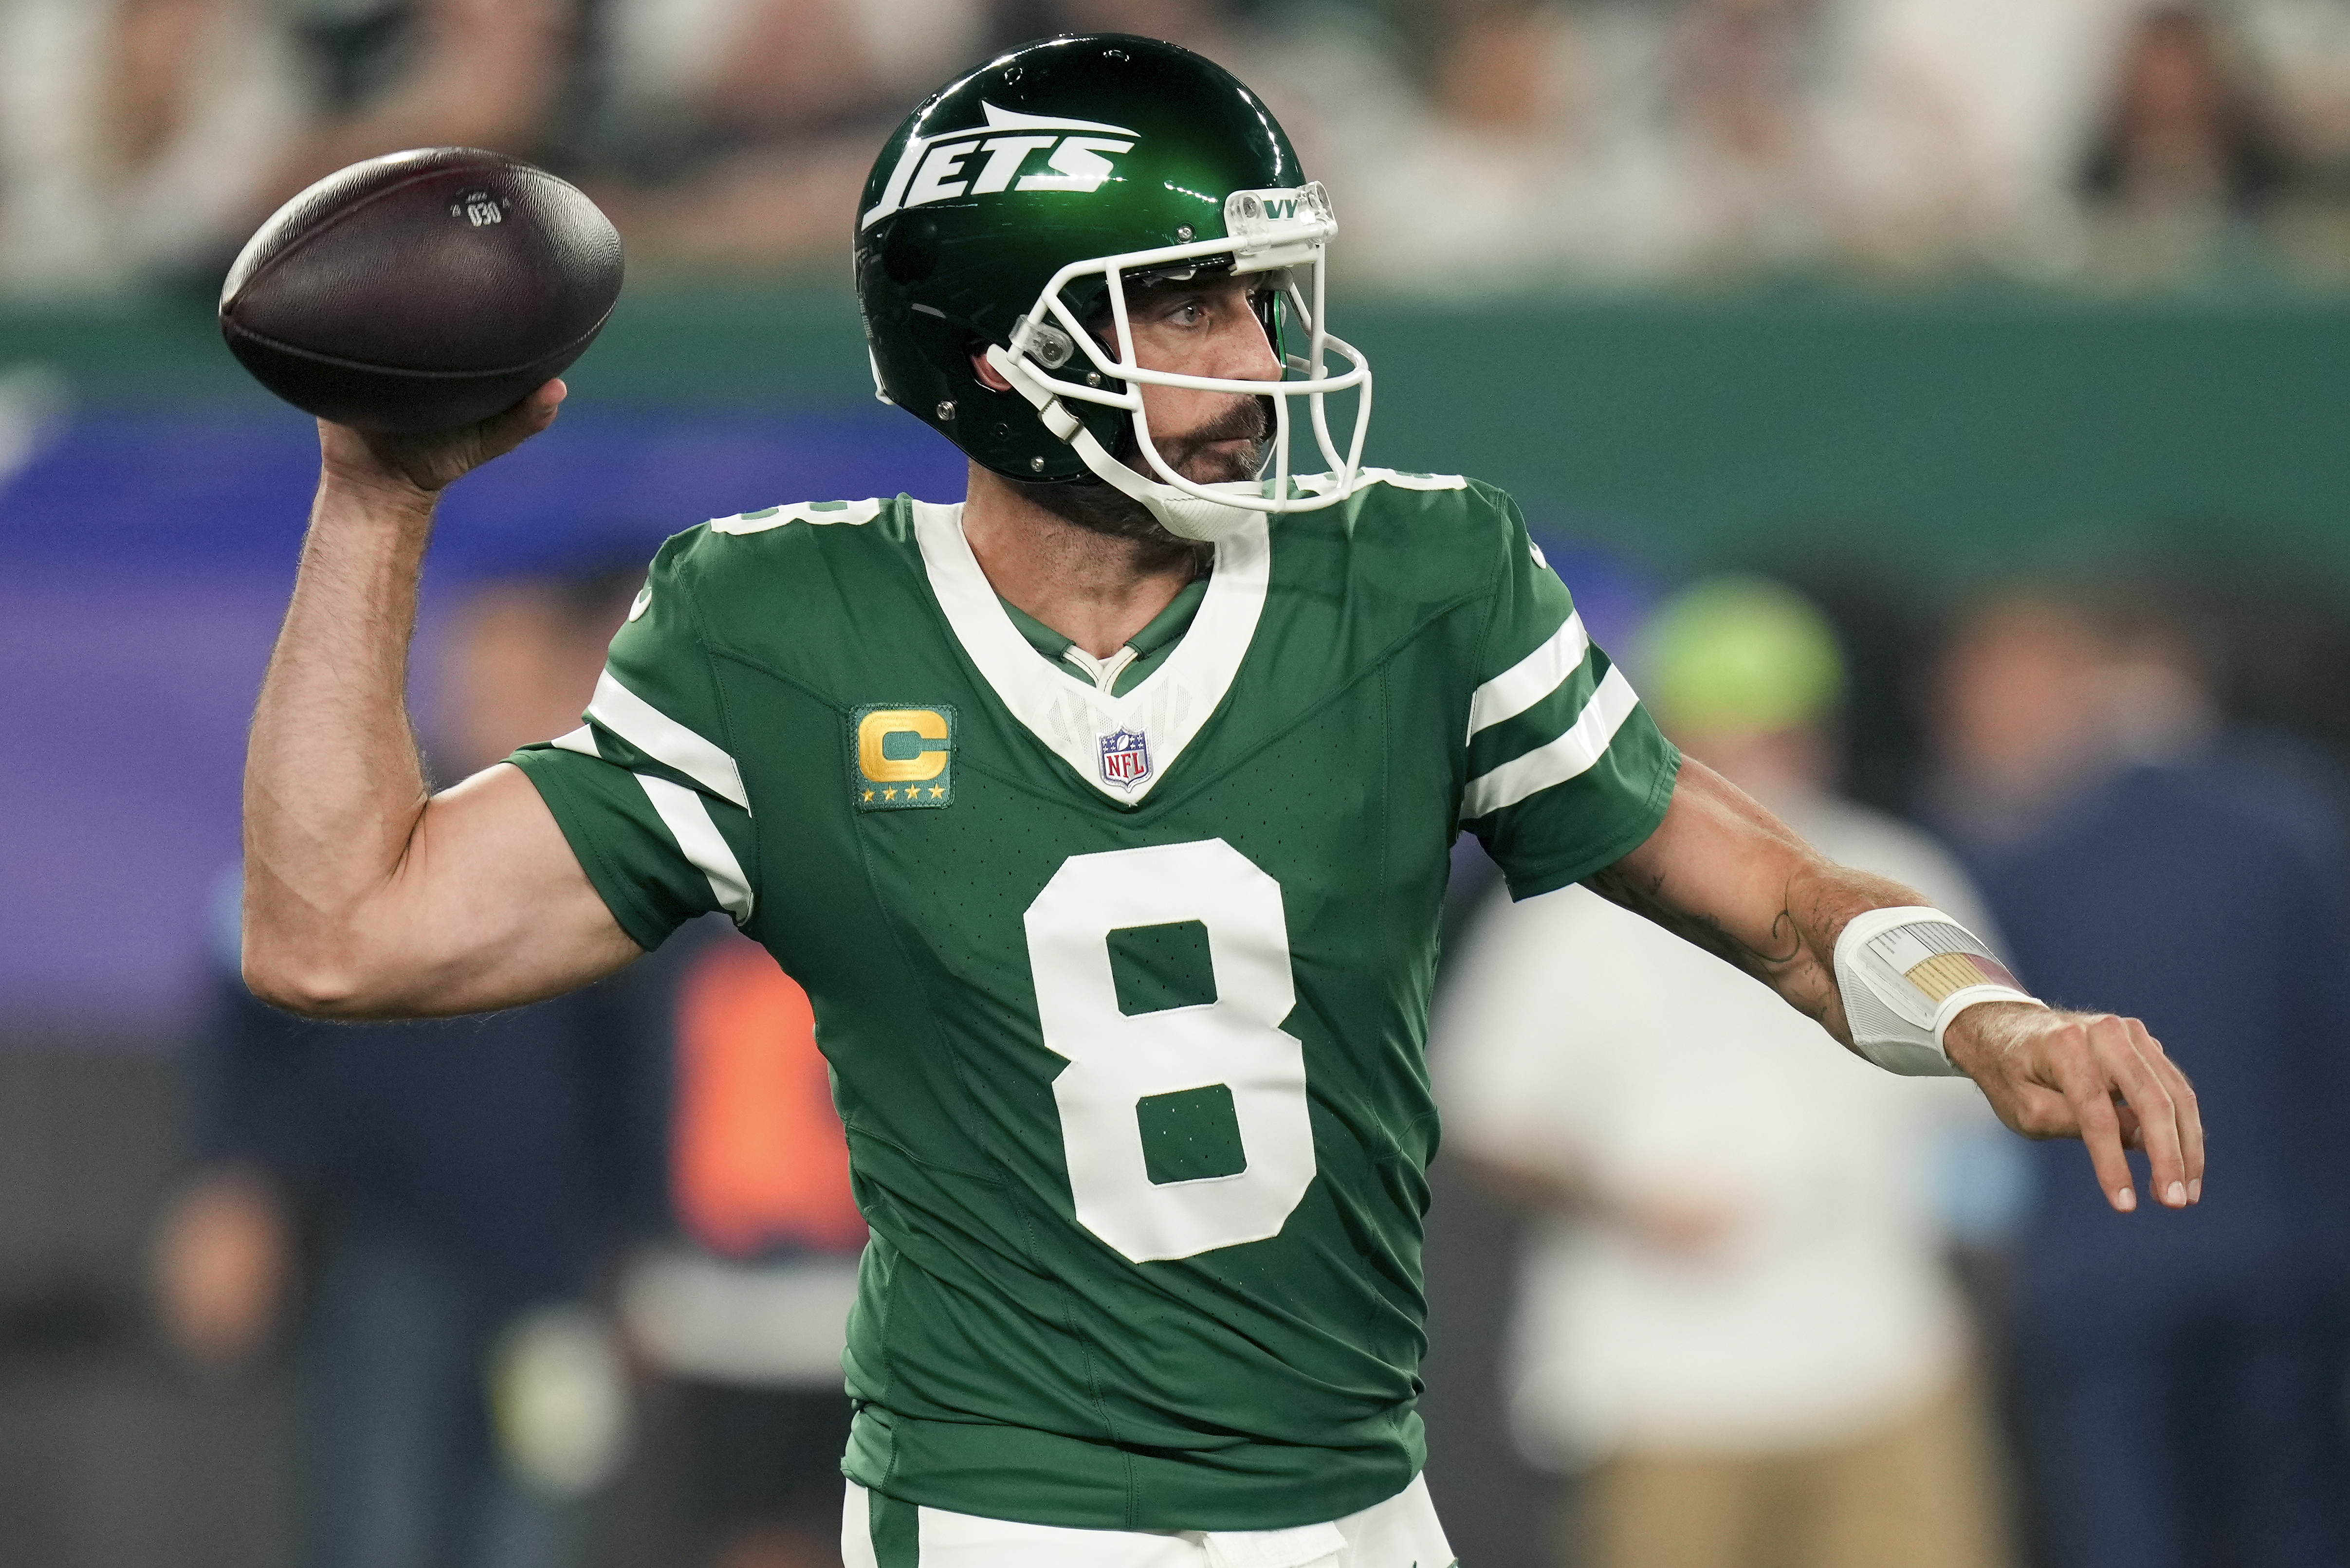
[1139,1084,1247,1185]
[1106,920,1216,1016]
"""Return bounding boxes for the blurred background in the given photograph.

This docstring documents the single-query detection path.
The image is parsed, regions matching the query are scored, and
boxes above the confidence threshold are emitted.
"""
[4,1,2350,1565]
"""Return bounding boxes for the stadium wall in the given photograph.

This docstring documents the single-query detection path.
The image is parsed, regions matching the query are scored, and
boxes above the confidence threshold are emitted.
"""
[8,284,2350,581]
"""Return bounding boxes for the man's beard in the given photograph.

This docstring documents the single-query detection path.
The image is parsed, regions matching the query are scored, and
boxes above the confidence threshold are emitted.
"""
[1010,396,1271,569]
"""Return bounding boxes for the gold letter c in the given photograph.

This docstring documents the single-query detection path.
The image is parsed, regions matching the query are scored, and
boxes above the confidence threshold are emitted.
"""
[858,709,950,782]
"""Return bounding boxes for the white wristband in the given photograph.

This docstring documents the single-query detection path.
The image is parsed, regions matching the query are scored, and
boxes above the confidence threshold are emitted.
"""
[1832,906,2043,1077]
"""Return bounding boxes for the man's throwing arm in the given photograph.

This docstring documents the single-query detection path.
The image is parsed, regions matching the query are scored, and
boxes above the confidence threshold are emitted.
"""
[1584,760,2204,1214]
[241,383,643,1020]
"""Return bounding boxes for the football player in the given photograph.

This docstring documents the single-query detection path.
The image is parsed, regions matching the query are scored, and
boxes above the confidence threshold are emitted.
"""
[241,34,2203,1568]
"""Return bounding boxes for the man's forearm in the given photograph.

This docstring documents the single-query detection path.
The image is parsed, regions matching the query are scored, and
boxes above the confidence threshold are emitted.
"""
[1762,856,1932,1045]
[238,388,634,1020]
[1587,760,2203,1210]
[241,473,440,1005]
[1585,762,1915,1049]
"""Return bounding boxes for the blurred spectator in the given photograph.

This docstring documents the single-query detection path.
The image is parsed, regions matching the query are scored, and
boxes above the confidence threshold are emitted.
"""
[203,0,574,260]
[93,0,572,287]
[1310,0,1839,287]
[151,563,651,1568]
[2077,4,2295,286]
[2085,7,2288,212]
[1,0,290,291]
[1926,584,2350,1568]
[618,922,864,1568]
[588,0,1247,275]
[2240,0,2350,280]
[579,0,988,277]
[1919,591,2118,850]
[1273,0,1592,289]
[1436,577,2015,1568]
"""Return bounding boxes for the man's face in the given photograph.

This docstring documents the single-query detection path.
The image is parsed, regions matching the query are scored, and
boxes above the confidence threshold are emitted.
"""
[969,269,1283,558]
[1116,271,1281,484]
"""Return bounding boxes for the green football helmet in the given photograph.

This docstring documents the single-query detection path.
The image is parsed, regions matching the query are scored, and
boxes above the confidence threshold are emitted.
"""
[854,34,1372,542]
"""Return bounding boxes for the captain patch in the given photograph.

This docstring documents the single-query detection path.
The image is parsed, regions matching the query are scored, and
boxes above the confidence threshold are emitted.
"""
[853,706,956,810]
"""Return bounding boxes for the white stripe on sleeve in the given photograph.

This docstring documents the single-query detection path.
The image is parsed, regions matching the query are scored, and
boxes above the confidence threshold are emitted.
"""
[551,726,599,757]
[634,773,755,923]
[1467,613,1590,738]
[588,670,751,812]
[1462,665,1641,819]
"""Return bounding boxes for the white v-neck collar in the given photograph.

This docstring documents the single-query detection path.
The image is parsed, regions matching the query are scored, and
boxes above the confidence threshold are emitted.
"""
[912,500,1269,804]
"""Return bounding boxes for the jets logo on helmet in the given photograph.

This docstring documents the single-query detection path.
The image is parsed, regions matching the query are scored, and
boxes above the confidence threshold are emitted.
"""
[862,104,1143,228]
[854,35,1375,543]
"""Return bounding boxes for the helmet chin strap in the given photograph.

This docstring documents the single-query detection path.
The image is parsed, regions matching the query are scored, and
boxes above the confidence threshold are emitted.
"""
[983,344,1263,544]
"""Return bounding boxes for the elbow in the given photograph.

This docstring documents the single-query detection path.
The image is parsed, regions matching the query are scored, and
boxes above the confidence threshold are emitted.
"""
[241,931,372,1018]
[241,952,364,1018]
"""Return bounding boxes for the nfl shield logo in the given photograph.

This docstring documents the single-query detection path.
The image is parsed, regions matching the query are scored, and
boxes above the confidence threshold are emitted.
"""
[1099,728,1152,791]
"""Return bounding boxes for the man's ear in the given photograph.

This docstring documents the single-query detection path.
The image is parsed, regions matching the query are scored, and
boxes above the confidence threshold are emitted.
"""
[970,349,1013,392]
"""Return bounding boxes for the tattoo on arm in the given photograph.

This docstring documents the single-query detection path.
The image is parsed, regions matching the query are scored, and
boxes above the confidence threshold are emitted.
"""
[1583,864,1803,979]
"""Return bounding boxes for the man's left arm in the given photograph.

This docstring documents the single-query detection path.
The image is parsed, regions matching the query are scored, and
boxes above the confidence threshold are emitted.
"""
[1586,759,2204,1214]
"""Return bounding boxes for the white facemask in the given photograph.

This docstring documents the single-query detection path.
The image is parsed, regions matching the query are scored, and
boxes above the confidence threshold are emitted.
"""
[983,183,1373,543]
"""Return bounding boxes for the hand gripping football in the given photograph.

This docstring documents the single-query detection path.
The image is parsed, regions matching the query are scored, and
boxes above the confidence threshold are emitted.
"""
[219,148,624,434]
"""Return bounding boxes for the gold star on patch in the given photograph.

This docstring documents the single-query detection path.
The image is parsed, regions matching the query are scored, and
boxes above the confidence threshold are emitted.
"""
[928,785,946,799]
[882,787,897,801]
[862,789,875,802]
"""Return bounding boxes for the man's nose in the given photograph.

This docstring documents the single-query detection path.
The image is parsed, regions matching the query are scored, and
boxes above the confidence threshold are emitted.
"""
[1213,305,1281,383]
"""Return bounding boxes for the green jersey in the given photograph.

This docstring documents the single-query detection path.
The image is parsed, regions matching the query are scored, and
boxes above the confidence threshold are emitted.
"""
[510,473,1679,1532]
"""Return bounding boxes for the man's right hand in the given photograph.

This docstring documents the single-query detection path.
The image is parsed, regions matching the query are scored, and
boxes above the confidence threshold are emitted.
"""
[318,377,567,500]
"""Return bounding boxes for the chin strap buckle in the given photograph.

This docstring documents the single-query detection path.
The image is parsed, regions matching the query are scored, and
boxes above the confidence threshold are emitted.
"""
[1009,313,1076,369]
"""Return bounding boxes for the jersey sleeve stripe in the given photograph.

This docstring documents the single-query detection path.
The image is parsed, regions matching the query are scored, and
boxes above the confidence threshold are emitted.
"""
[587,670,752,812]
[550,726,598,757]
[1462,665,1643,818]
[1467,612,1590,739]
[633,772,755,923]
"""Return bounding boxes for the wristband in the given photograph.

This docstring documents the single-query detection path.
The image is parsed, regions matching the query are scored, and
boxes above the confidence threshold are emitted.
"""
[1833,906,2043,1077]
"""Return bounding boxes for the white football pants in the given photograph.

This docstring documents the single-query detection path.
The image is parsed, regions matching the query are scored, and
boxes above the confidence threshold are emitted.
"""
[843,1473,1455,1568]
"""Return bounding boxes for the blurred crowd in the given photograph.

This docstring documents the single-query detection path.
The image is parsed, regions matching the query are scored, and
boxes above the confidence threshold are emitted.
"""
[4,0,2350,296]
[1440,569,2350,1568]
[152,565,869,1568]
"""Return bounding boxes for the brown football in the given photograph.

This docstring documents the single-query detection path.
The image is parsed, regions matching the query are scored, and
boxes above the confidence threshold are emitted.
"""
[219,148,624,434]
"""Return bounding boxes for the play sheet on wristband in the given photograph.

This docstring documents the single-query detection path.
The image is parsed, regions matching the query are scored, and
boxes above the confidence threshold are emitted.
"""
[1860,924,2023,1022]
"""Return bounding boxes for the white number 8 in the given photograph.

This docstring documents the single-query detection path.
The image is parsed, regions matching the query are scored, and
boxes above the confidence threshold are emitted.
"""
[1023,839,1317,1263]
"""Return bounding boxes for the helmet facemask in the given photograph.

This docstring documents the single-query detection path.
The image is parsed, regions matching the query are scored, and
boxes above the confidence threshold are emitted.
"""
[982,182,1372,543]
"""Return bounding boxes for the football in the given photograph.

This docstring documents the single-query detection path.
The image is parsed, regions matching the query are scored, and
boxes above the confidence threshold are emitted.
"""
[219,148,624,434]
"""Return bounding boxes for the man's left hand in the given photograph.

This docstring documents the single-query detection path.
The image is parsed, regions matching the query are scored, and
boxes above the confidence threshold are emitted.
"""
[1944,1002,2203,1213]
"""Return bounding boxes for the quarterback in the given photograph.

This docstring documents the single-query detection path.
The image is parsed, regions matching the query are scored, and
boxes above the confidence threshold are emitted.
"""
[242,34,2203,1568]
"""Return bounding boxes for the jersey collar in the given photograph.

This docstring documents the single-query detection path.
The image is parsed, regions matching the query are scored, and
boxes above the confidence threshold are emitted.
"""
[912,501,1268,805]
[997,575,1211,697]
